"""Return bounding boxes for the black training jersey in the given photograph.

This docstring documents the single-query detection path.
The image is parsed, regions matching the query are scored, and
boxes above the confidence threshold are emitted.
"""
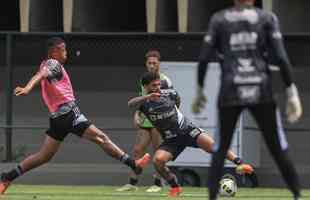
[139,89,192,140]
[198,6,294,107]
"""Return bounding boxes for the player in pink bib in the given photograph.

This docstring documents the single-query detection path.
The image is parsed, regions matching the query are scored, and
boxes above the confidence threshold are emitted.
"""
[0,37,150,194]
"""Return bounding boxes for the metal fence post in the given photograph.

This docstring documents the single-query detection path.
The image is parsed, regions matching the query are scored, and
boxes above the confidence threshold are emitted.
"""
[4,33,13,162]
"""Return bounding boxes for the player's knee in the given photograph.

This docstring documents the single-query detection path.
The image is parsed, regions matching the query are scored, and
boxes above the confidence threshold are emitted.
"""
[206,141,214,152]
[87,134,101,144]
[97,132,111,143]
[88,132,111,145]
[198,134,215,153]
[153,154,168,166]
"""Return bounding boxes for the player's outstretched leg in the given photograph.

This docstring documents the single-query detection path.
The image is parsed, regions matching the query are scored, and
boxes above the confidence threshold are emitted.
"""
[82,125,151,175]
[153,149,182,197]
[196,132,254,174]
[116,128,151,192]
[0,135,61,194]
[0,174,11,194]
[146,128,163,193]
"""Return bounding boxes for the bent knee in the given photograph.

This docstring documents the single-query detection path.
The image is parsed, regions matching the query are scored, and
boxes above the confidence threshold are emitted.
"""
[153,154,169,165]
[88,132,111,144]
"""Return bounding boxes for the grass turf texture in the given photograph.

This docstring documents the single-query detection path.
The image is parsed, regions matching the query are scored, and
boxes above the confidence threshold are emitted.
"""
[1,185,309,200]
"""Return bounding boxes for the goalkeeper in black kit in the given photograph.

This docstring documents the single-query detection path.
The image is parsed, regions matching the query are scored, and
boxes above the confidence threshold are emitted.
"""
[192,0,302,200]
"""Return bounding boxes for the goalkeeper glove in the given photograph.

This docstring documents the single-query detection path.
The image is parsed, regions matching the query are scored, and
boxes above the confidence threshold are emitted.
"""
[192,86,207,114]
[286,84,302,123]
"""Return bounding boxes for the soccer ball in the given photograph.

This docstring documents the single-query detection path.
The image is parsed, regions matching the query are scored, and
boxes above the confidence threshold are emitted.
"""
[219,178,237,197]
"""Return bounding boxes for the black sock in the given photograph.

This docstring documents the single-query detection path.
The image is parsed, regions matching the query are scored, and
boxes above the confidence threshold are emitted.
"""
[129,177,138,185]
[120,154,136,170]
[2,165,23,182]
[233,157,243,165]
[167,175,179,187]
[154,177,162,187]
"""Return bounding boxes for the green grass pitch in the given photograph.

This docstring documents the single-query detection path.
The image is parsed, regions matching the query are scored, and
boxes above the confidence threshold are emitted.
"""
[1,185,309,200]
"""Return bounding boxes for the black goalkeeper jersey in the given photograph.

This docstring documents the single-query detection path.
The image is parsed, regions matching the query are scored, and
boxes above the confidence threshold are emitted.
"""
[198,6,294,107]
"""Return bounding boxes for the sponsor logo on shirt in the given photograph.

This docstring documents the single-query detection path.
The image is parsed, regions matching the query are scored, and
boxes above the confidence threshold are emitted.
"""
[149,109,176,121]
[230,32,258,51]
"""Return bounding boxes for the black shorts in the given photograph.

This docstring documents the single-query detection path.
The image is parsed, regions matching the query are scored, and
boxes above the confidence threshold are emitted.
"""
[158,127,205,160]
[46,108,91,142]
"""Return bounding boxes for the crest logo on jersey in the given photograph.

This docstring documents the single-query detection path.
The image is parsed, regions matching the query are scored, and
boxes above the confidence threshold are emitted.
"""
[224,9,259,24]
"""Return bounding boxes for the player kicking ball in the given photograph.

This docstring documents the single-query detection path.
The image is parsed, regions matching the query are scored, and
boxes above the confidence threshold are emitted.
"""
[0,37,150,194]
[128,72,254,197]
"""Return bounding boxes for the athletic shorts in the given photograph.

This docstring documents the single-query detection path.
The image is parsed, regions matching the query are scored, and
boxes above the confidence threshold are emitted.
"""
[46,106,91,142]
[158,127,205,160]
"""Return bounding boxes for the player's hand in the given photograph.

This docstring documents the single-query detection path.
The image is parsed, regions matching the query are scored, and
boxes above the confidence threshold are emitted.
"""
[14,86,30,96]
[147,93,161,101]
[286,84,302,123]
[192,86,207,114]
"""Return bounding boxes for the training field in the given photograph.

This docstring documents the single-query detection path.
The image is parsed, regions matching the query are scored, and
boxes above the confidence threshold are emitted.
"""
[1,185,310,200]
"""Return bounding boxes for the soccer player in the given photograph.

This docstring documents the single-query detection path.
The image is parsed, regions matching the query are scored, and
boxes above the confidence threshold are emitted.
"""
[117,50,179,192]
[192,0,302,200]
[0,37,150,194]
[128,72,254,197]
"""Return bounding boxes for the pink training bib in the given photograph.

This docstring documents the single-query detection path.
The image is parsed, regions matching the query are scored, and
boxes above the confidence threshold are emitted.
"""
[39,59,75,113]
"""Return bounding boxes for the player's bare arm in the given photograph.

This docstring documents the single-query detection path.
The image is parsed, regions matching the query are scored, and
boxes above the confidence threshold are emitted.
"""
[14,71,47,96]
[133,111,141,129]
[128,93,161,109]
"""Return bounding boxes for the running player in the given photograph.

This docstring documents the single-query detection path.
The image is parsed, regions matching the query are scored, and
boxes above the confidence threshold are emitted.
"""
[0,37,150,194]
[128,72,254,197]
[117,50,179,192]
[192,0,302,199]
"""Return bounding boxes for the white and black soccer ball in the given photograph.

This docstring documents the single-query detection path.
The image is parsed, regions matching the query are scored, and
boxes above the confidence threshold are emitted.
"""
[219,178,237,197]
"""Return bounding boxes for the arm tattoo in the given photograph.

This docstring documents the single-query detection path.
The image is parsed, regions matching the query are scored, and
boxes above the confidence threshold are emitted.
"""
[128,96,148,110]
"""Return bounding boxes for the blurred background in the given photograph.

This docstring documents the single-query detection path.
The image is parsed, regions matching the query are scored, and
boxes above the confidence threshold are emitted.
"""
[0,0,310,188]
